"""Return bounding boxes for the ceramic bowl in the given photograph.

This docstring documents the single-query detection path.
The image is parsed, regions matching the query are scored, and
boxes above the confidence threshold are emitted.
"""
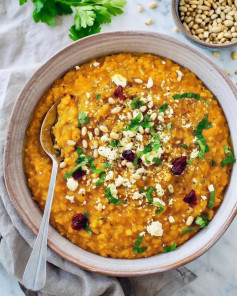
[4,31,237,276]
[172,0,237,49]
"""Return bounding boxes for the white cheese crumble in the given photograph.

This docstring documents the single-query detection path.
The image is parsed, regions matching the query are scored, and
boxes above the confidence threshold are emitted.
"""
[98,146,118,161]
[190,148,199,159]
[95,203,103,211]
[75,65,80,70]
[201,195,207,200]
[169,198,174,205]
[140,231,146,236]
[147,221,163,236]
[65,195,75,203]
[111,74,127,87]
[86,92,91,98]
[155,183,164,196]
[169,216,175,223]
[146,77,154,88]
[109,184,118,198]
[78,188,85,195]
[66,178,79,191]
[106,171,114,181]
[208,184,215,192]
[115,175,126,187]
[132,191,144,200]
[93,62,100,67]
[134,78,143,83]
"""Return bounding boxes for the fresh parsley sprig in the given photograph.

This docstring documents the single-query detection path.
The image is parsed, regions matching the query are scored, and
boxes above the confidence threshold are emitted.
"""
[221,145,236,167]
[19,0,127,41]
[133,235,147,254]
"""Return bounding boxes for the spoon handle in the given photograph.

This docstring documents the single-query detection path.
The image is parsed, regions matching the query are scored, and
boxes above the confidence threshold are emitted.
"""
[22,159,58,291]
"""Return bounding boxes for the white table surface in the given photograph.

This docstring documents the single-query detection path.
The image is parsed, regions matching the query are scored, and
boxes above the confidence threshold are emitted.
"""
[1,0,237,295]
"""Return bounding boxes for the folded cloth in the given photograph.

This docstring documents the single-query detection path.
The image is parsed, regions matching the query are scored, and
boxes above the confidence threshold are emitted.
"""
[0,0,197,294]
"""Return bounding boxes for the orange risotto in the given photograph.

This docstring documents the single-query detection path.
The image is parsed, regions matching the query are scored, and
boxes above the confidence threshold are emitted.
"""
[24,53,235,258]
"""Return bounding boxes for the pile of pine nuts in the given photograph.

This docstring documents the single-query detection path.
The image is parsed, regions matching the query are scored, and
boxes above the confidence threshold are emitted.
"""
[179,0,237,44]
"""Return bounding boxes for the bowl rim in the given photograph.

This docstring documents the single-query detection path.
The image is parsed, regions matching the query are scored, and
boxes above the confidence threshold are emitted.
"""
[171,0,237,49]
[3,30,237,276]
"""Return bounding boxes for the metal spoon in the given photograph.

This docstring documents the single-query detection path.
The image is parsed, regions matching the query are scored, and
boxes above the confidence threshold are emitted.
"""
[22,100,61,291]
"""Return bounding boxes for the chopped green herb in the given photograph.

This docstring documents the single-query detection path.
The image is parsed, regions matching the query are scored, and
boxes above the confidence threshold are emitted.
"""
[173,93,201,100]
[200,179,206,184]
[213,96,217,100]
[195,215,209,228]
[96,172,106,187]
[84,211,90,218]
[75,147,84,155]
[110,140,121,147]
[182,227,197,234]
[153,157,162,166]
[186,159,194,164]
[163,243,177,253]
[167,122,172,133]
[211,160,216,166]
[202,100,211,105]
[133,235,147,254]
[194,114,212,159]
[221,146,236,167]
[87,156,104,174]
[85,222,92,235]
[159,104,168,113]
[207,190,215,209]
[146,186,154,203]
[130,97,145,109]
[97,218,104,221]
[181,144,189,149]
[105,187,124,205]
[154,201,164,214]
[96,94,101,100]
[125,113,152,132]
[102,163,114,168]
[78,110,90,124]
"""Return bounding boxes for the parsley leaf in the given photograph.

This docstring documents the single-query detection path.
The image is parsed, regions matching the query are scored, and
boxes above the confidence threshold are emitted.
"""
[221,145,236,167]
[102,163,114,168]
[20,0,126,40]
[153,157,162,166]
[181,144,189,149]
[145,186,154,203]
[207,189,215,209]
[110,140,120,147]
[182,227,197,234]
[194,114,212,159]
[84,210,90,218]
[195,214,209,228]
[173,93,201,100]
[96,171,106,187]
[163,243,177,253]
[96,94,101,100]
[133,235,147,254]
[78,110,90,125]
[105,187,123,205]
[159,104,168,113]
[130,97,145,109]
[85,222,92,235]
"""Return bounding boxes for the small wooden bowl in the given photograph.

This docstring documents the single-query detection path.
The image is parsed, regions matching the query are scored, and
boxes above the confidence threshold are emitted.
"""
[172,0,237,49]
[4,31,237,276]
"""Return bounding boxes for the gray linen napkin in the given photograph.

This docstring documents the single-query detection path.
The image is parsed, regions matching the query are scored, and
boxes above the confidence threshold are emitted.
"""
[0,66,196,296]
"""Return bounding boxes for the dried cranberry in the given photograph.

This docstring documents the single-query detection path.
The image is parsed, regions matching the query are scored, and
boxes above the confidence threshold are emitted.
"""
[183,190,197,207]
[72,168,86,180]
[171,156,187,175]
[122,150,142,164]
[71,213,88,230]
[114,85,125,100]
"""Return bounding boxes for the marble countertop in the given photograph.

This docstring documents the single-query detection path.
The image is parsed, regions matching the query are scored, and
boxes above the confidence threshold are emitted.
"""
[1,0,237,295]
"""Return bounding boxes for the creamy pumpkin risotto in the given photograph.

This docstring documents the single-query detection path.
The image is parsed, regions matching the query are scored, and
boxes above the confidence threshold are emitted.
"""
[24,53,235,258]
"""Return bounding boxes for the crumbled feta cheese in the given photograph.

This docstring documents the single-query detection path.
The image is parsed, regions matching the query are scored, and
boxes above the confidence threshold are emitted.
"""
[65,195,75,203]
[95,203,103,211]
[115,175,126,187]
[132,191,144,200]
[98,146,118,161]
[122,130,136,138]
[140,231,146,236]
[111,74,127,87]
[93,62,100,67]
[136,133,143,142]
[78,188,85,195]
[153,197,166,207]
[75,65,80,70]
[201,195,207,200]
[86,92,91,98]
[101,134,110,142]
[106,171,114,181]
[109,184,118,198]
[176,70,184,82]
[169,216,175,223]
[167,184,174,193]
[192,137,198,143]
[147,221,163,236]
[142,148,163,166]
[162,61,166,64]
[208,184,215,192]
[169,198,173,205]
[190,148,199,159]
[155,183,164,196]
[66,178,79,191]
[146,77,154,88]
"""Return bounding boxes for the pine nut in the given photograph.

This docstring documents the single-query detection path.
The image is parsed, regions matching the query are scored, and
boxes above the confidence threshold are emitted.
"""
[148,2,157,9]
[94,127,100,136]
[93,149,98,158]
[100,125,109,133]
[145,18,153,25]
[82,140,88,149]
[60,162,66,169]
[186,216,194,226]
[137,5,143,13]
[110,132,119,140]
[111,106,122,114]
[140,106,147,113]
[108,97,115,104]
[82,126,87,136]
[67,140,76,146]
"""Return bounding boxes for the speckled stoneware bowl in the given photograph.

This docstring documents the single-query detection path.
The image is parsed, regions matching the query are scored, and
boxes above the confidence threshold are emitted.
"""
[4,31,237,276]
